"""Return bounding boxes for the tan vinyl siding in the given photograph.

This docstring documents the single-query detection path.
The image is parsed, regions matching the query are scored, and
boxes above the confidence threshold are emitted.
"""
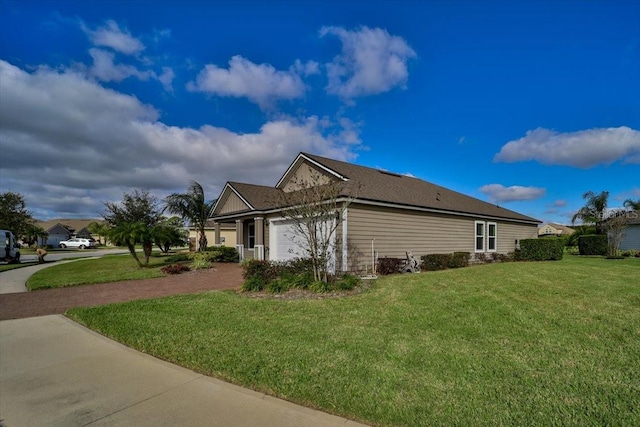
[346,204,538,271]
[188,229,237,249]
[497,222,537,253]
[219,191,250,214]
[281,161,331,192]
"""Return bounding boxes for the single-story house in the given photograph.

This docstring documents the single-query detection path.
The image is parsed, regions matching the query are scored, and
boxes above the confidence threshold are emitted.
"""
[615,211,640,251]
[210,152,541,273]
[538,223,576,238]
[36,219,103,247]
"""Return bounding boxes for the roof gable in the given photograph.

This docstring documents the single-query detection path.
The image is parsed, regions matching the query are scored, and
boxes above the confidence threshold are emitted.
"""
[212,183,253,215]
[276,153,348,190]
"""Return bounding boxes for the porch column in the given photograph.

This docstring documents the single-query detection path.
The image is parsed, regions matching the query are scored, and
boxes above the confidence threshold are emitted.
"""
[214,222,221,247]
[254,217,264,261]
[236,220,244,261]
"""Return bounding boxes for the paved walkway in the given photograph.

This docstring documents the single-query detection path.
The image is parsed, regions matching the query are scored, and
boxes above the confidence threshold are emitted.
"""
[0,263,243,320]
[0,315,367,427]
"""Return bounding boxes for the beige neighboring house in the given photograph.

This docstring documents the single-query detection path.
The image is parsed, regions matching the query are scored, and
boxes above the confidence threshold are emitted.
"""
[210,152,540,272]
[36,219,105,247]
[188,220,237,250]
[538,223,576,238]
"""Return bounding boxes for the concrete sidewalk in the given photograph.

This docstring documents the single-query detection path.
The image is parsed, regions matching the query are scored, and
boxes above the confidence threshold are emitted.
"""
[0,315,368,427]
[0,259,94,294]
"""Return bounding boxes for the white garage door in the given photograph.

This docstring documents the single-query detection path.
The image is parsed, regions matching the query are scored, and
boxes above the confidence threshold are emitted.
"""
[269,218,336,270]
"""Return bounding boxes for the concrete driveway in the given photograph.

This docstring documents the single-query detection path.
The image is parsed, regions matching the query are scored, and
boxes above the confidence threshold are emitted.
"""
[0,315,368,427]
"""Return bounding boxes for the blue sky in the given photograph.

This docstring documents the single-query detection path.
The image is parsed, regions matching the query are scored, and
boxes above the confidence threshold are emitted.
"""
[0,0,638,223]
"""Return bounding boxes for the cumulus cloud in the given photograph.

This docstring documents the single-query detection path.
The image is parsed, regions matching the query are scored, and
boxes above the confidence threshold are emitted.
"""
[494,127,640,168]
[320,26,416,99]
[88,48,154,82]
[479,184,546,204]
[0,60,360,219]
[188,55,307,109]
[82,19,145,56]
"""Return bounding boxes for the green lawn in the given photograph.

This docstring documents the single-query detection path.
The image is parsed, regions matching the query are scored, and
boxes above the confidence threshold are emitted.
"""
[27,254,167,290]
[67,256,640,426]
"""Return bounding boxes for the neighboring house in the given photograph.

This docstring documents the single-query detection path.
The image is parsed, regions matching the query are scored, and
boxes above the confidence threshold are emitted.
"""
[538,223,576,238]
[210,152,540,272]
[614,211,640,251]
[188,221,237,250]
[36,219,104,247]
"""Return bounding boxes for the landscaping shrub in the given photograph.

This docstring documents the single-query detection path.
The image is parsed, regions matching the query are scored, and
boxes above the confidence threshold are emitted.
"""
[377,257,403,275]
[241,259,279,284]
[165,253,191,263]
[519,239,564,261]
[204,246,239,262]
[161,264,191,275]
[189,251,214,270]
[334,273,360,291]
[578,235,608,256]
[241,258,361,294]
[449,252,471,268]
[421,254,452,271]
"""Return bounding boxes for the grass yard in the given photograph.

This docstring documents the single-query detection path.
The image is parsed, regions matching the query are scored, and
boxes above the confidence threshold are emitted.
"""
[67,256,640,426]
[27,254,167,290]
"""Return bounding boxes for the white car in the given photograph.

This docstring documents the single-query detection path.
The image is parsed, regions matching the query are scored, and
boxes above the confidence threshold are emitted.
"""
[58,238,96,249]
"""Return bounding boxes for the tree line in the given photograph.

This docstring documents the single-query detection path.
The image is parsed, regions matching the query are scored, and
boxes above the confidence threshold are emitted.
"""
[0,181,215,268]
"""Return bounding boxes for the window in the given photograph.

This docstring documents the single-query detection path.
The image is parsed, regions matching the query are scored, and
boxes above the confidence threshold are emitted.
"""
[475,221,485,252]
[487,222,497,252]
[248,223,255,249]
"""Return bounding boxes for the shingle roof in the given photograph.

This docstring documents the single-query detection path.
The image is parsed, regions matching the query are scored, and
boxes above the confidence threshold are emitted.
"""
[302,153,540,223]
[36,218,103,233]
[215,153,540,224]
[227,182,284,211]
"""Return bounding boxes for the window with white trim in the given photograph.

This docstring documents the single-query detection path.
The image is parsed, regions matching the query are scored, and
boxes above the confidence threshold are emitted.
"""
[475,221,485,252]
[487,222,497,252]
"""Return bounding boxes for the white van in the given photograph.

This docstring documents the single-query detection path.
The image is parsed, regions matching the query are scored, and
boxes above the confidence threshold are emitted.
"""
[2,230,21,263]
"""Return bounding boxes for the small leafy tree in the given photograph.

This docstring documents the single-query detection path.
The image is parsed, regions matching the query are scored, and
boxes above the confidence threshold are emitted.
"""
[276,171,358,283]
[603,208,630,257]
[165,181,216,251]
[572,190,609,234]
[0,192,35,237]
[103,190,163,267]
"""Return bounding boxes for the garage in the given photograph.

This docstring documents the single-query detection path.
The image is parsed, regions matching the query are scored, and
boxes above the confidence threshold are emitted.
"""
[269,218,336,269]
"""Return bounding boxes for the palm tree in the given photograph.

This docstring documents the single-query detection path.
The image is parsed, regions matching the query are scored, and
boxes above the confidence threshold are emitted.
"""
[571,190,609,234]
[623,198,640,210]
[165,181,216,251]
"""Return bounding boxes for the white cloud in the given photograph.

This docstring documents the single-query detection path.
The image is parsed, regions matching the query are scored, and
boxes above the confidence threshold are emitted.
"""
[479,184,546,204]
[157,67,175,92]
[494,127,640,168]
[320,26,416,99]
[0,60,360,219]
[188,55,307,109]
[88,48,154,82]
[82,20,145,55]
[292,59,320,76]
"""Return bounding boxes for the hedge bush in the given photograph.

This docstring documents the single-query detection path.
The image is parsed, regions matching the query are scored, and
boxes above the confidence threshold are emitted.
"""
[377,257,404,275]
[450,252,471,268]
[241,258,360,293]
[421,254,452,271]
[578,234,608,256]
[204,246,240,262]
[519,239,564,261]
